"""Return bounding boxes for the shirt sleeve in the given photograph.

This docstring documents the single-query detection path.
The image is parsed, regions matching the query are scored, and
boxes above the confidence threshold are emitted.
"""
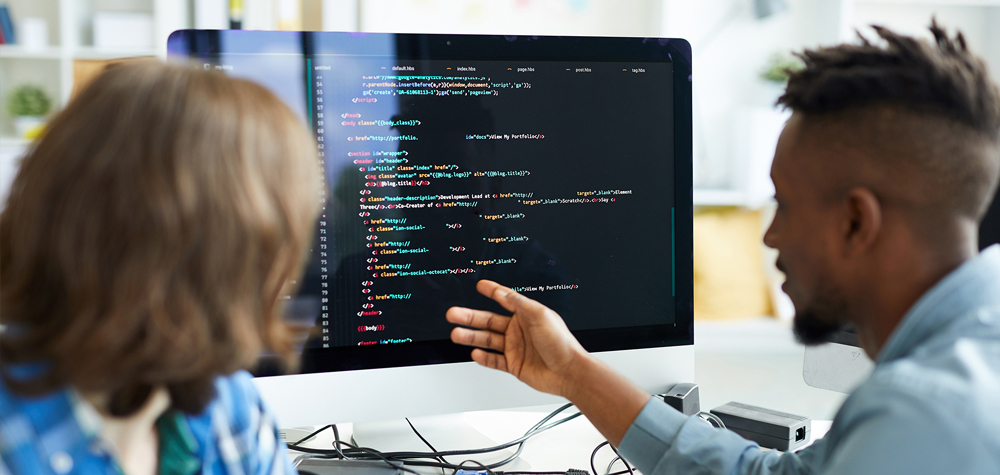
[617,398,823,475]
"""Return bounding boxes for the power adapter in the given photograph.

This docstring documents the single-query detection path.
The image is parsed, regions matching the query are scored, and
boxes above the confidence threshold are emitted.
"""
[455,470,589,475]
[296,459,404,475]
[709,402,811,451]
[659,382,701,416]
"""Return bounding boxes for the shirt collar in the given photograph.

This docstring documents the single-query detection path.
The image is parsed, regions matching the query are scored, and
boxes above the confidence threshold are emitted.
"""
[877,244,1000,364]
[68,389,104,437]
[68,388,126,465]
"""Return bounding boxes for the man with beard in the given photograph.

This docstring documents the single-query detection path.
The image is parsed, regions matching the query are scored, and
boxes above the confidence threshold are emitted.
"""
[446,21,1000,475]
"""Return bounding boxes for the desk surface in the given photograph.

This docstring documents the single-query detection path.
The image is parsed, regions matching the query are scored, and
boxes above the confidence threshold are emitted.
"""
[289,318,841,472]
[289,406,833,474]
[695,318,848,421]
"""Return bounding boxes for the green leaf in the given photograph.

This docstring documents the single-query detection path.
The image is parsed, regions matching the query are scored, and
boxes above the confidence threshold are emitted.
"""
[6,84,52,117]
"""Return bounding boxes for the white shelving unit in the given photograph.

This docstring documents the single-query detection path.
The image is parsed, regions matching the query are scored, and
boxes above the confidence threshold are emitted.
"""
[0,0,189,204]
[0,0,188,139]
[853,0,1000,6]
[686,0,1000,207]
[2,0,996,206]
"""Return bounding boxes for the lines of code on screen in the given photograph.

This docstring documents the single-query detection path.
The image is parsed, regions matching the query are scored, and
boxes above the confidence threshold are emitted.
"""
[268,59,676,350]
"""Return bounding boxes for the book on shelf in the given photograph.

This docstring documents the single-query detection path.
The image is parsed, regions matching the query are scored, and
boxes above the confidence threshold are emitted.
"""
[72,57,156,99]
[0,4,16,44]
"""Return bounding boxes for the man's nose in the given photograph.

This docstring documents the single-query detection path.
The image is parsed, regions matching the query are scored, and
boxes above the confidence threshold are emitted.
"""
[763,220,778,249]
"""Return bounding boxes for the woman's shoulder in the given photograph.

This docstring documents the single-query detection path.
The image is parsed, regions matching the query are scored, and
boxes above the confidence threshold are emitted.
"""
[212,370,265,414]
[0,368,81,436]
[0,372,113,475]
[197,370,272,432]
[184,370,294,474]
[184,370,272,438]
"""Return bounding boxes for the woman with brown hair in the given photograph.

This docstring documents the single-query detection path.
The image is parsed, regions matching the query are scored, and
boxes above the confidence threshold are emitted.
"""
[0,62,320,475]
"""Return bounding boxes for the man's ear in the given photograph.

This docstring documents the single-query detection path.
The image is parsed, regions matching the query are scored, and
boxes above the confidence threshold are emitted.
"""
[840,187,882,256]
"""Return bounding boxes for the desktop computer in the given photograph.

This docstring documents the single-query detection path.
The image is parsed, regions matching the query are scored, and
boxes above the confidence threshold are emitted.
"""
[167,31,694,439]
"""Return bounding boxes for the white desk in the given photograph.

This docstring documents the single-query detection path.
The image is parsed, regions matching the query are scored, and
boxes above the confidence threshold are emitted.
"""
[289,318,841,472]
[288,405,833,474]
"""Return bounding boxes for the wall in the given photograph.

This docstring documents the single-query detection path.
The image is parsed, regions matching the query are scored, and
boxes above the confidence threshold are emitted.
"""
[849,2,1000,80]
[358,0,662,36]
[661,0,837,191]
[663,0,1000,192]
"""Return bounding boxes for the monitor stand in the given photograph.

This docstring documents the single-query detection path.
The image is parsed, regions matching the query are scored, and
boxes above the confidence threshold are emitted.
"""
[802,341,873,393]
[351,413,532,471]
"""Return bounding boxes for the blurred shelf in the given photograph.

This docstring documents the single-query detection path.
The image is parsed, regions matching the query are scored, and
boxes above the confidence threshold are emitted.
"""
[855,0,1000,5]
[0,137,32,146]
[0,137,32,159]
[694,188,776,208]
[0,45,158,60]
[0,45,63,59]
[695,189,746,207]
[1,0,185,108]
[70,46,159,60]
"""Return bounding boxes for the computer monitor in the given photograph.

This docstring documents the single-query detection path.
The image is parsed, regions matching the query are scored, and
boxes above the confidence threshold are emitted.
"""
[167,31,694,430]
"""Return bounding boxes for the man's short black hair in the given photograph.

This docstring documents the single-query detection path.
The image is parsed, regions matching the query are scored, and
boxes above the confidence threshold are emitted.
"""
[779,20,1000,143]
[777,20,1000,222]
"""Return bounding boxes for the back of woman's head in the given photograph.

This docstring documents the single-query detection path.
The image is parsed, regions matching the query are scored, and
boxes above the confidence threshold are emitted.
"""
[0,62,320,415]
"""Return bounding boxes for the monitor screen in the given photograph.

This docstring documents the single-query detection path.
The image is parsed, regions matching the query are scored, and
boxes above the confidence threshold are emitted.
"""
[167,31,694,376]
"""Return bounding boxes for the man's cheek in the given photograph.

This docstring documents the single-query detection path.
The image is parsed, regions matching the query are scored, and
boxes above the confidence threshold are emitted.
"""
[782,267,812,306]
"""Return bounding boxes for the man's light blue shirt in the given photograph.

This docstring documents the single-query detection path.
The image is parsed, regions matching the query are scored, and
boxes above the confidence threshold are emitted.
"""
[619,244,1000,474]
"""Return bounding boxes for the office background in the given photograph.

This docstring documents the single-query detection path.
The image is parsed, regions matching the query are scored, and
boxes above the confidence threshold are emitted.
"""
[2,0,999,421]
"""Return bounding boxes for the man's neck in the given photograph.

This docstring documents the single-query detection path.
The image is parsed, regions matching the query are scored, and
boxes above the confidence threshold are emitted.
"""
[854,235,978,359]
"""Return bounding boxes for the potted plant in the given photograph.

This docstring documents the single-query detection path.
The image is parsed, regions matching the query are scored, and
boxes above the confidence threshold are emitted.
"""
[6,84,52,139]
[760,52,803,83]
[760,52,804,107]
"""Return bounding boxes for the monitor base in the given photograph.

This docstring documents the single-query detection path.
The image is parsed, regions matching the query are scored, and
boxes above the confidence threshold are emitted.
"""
[803,342,873,393]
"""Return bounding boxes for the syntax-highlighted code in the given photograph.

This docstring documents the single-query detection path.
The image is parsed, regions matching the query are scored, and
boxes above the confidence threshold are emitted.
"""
[509,284,580,293]
[358,338,412,346]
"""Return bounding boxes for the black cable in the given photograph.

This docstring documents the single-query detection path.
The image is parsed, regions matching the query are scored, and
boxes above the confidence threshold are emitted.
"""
[361,451,421,475]
[605,457,620,475]
[331,441,423,475]
[456,459,496,475]
[608,445,633,475]
[405,417,449,474]
[405,418,441,454]
[457,472,589,475]
[697,412,726,429]
[287,404,582,471]
[371,409,581,461]
[590,441,610,475]
[383,406,581,460]
[591,441,634,475]
[332,424,349,460]
[481,438,527,470]
[294,424,333,446]
[404,436,530,471]
[501,472,579,474]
